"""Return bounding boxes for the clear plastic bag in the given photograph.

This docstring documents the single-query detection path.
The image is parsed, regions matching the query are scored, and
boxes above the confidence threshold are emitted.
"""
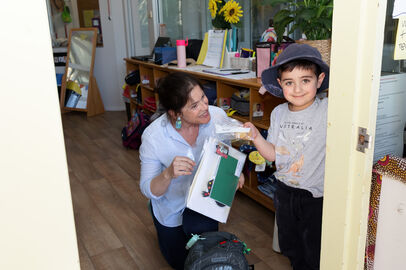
[211,113,251,142]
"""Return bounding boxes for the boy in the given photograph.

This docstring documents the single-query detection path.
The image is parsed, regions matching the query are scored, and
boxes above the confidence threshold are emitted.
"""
[245,43,329,270]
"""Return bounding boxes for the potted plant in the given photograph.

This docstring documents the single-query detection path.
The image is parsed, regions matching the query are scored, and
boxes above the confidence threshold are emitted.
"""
[265,0,333,64]
[267,0,333,41]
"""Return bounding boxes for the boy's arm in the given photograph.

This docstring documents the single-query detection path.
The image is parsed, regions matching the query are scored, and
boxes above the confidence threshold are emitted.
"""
[243,122,276,162]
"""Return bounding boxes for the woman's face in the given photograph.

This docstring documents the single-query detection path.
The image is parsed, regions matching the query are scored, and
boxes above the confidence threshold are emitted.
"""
[180,85,210,125]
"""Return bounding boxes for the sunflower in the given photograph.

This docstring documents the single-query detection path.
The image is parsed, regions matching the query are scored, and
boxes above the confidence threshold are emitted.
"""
[208,0,222,19]
[219,0,243,24]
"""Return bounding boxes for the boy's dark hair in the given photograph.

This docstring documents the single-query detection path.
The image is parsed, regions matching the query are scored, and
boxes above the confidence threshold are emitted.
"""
[156,72,203,114]
[277,59,322,79]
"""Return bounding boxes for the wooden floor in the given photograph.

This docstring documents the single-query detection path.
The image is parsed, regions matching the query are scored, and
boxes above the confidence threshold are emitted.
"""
[62,111,292,270]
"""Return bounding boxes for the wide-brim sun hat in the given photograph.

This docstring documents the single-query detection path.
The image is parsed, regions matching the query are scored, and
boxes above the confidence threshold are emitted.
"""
[261,43,330,98]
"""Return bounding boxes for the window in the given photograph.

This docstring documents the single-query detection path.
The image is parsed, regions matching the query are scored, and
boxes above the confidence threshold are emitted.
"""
[157,0,279,49]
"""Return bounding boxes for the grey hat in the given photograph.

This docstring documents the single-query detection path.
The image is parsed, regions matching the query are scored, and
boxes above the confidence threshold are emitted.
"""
[261,43,330,98]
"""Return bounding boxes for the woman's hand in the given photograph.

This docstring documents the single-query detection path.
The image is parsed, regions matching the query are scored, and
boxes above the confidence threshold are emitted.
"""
[237,173,245,190]
[243,122,260,140]
[165,156,196,179]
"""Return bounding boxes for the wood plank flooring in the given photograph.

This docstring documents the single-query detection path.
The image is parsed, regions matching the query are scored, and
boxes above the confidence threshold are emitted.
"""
[62,111,292,270]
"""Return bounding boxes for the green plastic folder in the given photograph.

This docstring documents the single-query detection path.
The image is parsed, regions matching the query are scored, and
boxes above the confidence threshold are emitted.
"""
[210,156,239,207]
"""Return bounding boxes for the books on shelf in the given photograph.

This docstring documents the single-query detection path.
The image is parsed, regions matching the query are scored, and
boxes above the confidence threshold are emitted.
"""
[186,137,246,223]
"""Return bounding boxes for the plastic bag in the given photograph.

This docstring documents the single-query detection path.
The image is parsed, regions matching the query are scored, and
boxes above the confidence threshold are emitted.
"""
[211,113,251,142]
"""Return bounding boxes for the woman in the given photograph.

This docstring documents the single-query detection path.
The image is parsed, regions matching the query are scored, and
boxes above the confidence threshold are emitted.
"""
[139,72,244,269]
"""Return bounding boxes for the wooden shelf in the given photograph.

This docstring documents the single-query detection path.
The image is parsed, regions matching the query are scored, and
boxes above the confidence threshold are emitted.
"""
[252,117,270,130]
[63,107,87,112]
[140,84,154,91]
[240,186,275,212]
[124,58,285,212]
[231,114,249,123]
[142,106,156,113]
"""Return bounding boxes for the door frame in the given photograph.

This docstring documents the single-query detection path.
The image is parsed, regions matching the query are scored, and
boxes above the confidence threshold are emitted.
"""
[321,0,388,269]
[124,0,157,57]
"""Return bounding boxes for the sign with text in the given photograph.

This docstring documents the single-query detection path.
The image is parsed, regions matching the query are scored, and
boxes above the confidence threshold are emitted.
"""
[373,74,406,162]
[394,15,406,60]
[393,0,406,19]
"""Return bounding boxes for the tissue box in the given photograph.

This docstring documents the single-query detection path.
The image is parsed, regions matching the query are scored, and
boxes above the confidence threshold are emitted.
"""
[230,57,254,70]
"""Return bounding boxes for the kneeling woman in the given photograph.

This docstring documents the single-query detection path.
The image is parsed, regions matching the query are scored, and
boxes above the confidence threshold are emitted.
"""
[139,72,244,269]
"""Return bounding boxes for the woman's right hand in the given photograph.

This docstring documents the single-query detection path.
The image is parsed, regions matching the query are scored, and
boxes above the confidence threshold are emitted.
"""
[166,156,196,179]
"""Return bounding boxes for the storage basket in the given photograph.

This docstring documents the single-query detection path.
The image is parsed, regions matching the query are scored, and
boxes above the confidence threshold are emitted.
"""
[296,39,331,66]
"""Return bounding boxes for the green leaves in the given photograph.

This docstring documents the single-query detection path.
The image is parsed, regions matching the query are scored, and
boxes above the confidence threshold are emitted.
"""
[267,0,333,42]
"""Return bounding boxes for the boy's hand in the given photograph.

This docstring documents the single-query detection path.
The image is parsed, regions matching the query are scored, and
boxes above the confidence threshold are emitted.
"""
[243,122,260,140]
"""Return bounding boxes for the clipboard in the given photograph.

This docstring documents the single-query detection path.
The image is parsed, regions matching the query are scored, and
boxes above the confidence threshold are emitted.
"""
[203,30,228,68]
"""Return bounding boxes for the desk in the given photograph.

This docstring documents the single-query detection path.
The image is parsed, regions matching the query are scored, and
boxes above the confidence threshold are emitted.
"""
[125,58,285,211]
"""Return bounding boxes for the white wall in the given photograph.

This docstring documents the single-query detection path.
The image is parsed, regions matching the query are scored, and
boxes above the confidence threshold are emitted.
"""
[93,0,127,111]
[50,0,128,111]
[0,1,79,269]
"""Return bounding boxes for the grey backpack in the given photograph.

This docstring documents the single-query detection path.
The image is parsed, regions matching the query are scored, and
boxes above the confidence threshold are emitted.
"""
[184,231,251,270]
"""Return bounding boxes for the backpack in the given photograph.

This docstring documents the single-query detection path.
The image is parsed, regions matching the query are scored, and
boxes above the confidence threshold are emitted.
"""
[125,70,140,86]
[121,110,150,150]
[184,231,251,270]
[230,92,250,116]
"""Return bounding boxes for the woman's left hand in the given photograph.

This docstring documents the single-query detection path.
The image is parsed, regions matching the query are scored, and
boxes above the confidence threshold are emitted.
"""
[237,173,245,190]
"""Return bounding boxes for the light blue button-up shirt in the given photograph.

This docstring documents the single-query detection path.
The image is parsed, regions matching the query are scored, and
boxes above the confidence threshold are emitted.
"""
[139,105,227,227]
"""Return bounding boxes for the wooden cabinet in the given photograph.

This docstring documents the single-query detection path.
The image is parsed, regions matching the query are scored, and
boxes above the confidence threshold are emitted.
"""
[124,58,285,211]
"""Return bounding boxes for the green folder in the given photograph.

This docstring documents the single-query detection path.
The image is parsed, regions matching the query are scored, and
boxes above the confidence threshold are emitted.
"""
[210,156,239,207]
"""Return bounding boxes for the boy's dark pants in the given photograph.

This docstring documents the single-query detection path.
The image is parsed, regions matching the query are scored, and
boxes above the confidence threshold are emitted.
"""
[274,180,323,270]
[151,206,218,270]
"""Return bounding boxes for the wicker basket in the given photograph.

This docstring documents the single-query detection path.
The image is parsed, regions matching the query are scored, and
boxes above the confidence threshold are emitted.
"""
[296,39,331,66]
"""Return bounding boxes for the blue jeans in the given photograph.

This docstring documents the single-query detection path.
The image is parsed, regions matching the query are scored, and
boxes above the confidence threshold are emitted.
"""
[274,180,323,270]
[151,205,218,270]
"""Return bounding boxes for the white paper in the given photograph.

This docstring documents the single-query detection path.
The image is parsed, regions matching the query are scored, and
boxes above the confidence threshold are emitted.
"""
[167,65,257,80]
[76,85,88,109]
[215,124,250,134]
[373,74,406,162]
[394,16,406,60]
[203,30,226,68]
[393,0,406,19]
[186,137,246,223]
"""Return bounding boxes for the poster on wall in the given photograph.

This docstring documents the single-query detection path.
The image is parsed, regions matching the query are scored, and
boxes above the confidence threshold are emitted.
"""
[393,0,406,18]
[373,73,406,162]
[394,15,406,60]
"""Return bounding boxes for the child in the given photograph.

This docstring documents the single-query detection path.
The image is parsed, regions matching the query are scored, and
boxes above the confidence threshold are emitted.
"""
[245,43,329,269]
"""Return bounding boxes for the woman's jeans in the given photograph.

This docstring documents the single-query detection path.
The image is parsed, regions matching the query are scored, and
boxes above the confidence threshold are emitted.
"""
[151,206,218,270]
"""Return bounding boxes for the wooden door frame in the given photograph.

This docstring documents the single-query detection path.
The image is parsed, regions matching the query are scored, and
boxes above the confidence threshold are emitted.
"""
[321,0,388,269]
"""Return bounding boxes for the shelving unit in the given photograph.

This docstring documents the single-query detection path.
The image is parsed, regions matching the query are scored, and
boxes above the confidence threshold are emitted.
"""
[124,58,285,211]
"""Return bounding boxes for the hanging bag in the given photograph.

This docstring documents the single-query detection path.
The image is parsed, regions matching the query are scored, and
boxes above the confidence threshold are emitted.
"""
[121,110,150,150]
[255,36,295,78]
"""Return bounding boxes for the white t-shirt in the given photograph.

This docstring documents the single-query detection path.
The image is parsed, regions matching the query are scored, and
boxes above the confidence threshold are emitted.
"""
[267,97,328,198]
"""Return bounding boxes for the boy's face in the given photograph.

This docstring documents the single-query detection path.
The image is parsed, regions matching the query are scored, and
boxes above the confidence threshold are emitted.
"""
[277,67,325,111]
